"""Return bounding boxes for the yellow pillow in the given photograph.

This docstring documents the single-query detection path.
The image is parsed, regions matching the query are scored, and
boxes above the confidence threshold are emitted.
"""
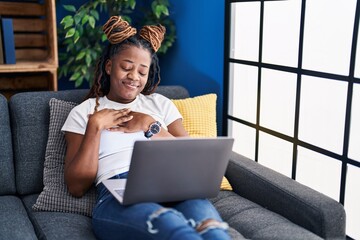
[172,94,233,191]
[172,94,217,137]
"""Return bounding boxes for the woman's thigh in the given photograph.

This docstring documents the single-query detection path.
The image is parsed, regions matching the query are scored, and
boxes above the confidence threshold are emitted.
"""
[173,199,222,223]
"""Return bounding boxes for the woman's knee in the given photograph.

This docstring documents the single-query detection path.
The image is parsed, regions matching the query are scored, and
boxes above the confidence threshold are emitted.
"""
[146,207,202,239]
[175,199,222,222]
[146,207,189,234]
[195,218,230,239]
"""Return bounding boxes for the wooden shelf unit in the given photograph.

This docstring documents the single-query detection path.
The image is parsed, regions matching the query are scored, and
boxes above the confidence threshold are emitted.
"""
[0,0,58,97]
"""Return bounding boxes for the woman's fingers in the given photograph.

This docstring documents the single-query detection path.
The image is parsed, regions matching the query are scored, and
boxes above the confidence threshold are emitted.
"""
[118,114,133,124]
[113,108,133,124]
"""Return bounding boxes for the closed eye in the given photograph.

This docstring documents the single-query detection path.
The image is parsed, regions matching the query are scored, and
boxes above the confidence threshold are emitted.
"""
[139,72,147,77]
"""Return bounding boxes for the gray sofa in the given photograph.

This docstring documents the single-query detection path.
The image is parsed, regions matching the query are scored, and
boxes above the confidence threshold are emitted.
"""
[0,86,345,240]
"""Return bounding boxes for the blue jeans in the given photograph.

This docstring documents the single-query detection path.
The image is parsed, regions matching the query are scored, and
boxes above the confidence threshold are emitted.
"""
[92,173,230,240]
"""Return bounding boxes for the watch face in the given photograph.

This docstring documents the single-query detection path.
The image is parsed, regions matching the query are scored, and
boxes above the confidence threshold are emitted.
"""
[150,122,161,134]
[145,121,161,138]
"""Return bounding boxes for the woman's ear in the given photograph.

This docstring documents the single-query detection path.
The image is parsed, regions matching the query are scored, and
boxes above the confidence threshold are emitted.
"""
[105,59,112,75]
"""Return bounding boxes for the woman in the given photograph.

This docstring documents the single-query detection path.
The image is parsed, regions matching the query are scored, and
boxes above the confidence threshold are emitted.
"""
[62,16,230,240]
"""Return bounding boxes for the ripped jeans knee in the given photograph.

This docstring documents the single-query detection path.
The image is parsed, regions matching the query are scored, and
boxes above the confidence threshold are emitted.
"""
[195,218,229,235]
[146,207,229,240]
[146,207,195,234]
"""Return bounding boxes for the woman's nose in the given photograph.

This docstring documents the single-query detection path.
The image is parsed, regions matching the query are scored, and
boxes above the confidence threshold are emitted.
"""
[127,71,139,80]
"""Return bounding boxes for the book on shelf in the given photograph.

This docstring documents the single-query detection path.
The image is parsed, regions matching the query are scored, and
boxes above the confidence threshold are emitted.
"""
[0,17,16,64]
[0,17,4,64]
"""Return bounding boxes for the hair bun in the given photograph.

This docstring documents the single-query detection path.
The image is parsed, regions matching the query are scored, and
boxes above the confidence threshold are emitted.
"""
[139,24,166,52]
[102,16,137,44]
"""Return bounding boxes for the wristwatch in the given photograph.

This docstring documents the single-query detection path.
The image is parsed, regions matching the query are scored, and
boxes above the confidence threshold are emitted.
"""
[144,121,162,138]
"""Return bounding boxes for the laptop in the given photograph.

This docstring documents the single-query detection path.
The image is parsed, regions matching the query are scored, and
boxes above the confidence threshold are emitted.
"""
[102,137,234,205]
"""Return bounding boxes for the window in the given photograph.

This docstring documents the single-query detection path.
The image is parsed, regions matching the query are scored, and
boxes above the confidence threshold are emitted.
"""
[224,0,360,238]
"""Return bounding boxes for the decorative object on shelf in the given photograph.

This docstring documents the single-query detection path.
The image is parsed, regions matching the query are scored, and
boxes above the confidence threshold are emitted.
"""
[58,0,176,88]
[0,17,16,64]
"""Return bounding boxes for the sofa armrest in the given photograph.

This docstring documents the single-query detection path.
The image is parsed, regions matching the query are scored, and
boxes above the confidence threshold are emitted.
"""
[225,151,346,239]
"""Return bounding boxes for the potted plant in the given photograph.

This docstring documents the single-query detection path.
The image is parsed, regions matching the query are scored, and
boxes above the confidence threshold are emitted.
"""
[58,0,175,88]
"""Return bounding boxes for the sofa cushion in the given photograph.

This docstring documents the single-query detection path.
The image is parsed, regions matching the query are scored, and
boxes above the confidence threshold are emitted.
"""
[0,94,16,195]
[9,89,89,195]
[210,191,323,240]
[0,196,37,239]
[32,98,96,217]
[23,194,96,240]
[172,94,217,137]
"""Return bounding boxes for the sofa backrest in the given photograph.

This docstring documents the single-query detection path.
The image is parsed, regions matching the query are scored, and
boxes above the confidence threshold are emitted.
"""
[9,86,189,195]
[0,94,16,195]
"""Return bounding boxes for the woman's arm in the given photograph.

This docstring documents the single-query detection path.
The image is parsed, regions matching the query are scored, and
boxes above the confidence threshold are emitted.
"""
[64,108,132,197]
[114,111,188,138]
[161,118,189,137]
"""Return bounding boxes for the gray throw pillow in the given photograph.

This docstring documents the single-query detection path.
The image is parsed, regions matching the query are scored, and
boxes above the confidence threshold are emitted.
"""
[32,98,96,217]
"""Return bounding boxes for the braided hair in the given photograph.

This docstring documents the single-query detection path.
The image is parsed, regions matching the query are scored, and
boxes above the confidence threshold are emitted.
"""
[85,16,166,111]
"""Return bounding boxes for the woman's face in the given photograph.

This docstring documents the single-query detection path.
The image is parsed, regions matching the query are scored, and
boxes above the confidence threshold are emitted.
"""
[105,45,151,103]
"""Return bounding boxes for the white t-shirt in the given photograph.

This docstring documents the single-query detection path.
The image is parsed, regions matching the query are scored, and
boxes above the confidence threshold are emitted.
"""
[61,93,182,185]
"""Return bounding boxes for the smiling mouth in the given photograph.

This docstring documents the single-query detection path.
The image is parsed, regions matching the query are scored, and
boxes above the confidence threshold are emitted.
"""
[123,81,139,89]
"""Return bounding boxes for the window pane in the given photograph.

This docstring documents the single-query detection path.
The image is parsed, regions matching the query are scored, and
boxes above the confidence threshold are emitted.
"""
[345,164,360,240]
[230,2,260,61]
[299,76,347,154]
[260,69,297,136]
[349,83,360,162]
[302,0,356,75]
[296,147,341,201]
[229,63,258,124]
[258,132,293,178]
[262,0,301,67]
[356,20,360,78]
[228,120,256,160]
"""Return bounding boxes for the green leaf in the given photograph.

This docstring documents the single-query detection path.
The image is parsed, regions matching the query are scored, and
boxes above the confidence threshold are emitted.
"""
[90,10,100,21]
[82,14,89,25]
[73,30,80,44]
[74,14,82,25]
[63,18,74,29]
[90,49,99,60]
[67,57,75,65]
[93,2,100,9]
[75,77,84,88]
[60,15,73,24]
[81,66,88,75]
[162,6,169,16]
[76,51,86,61]
[65,28,76,38]
[154,5,166,18]
[63,5,76,13]
[88,16,96,29]
[129,0,136,9]
[70,72,81,81]
[101,33,107,42]
[85,54,92,67]
[77,25,84,36]
[85,70,91,82]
